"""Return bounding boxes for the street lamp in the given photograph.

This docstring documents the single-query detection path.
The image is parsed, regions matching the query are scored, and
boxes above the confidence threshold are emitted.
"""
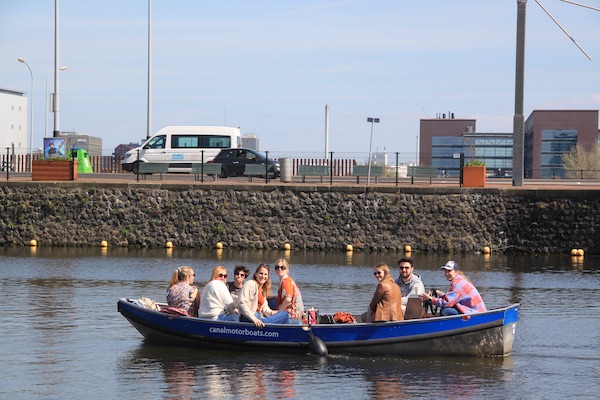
[366,117,380,186]
[45,66,68,138]
[18,58,34,168]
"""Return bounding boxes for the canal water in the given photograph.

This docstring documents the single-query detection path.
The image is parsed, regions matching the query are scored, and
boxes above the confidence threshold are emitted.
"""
[1,247,598,399]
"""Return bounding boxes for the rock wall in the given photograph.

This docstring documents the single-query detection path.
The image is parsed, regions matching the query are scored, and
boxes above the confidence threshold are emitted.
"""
[1,183,599,254]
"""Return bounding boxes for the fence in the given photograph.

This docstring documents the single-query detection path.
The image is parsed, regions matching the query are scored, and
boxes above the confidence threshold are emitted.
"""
[4,152,600,181]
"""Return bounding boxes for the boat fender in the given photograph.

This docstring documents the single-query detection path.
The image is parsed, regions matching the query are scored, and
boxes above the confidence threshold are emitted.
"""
[308,331,328,357]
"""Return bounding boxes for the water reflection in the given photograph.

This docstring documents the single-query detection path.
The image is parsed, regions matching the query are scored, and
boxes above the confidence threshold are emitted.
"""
[117,344,518,400]
[118,345,308,399]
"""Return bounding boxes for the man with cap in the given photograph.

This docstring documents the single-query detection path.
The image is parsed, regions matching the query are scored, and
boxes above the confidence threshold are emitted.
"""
[420,260,486,316]
[394,257,425,312]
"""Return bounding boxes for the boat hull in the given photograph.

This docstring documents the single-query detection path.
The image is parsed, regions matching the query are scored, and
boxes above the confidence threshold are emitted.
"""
[118,298,518,357]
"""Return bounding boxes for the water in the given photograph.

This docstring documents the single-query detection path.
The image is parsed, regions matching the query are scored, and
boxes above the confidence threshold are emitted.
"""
[1,247,598,399]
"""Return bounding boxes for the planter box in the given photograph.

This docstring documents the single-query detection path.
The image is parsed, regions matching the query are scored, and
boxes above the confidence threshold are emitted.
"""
[463,166,486,187]
[32,160,78,181]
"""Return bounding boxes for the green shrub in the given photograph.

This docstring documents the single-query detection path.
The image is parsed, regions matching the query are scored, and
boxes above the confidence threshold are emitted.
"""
[465,159,485,167]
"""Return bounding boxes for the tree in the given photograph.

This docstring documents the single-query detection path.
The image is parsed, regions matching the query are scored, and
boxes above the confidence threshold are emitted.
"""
[561,143,600,179]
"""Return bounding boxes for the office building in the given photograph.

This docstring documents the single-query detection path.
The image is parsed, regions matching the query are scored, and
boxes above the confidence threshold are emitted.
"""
[420,110,599,178]
[0,88,28,155]
[524,110,598,178]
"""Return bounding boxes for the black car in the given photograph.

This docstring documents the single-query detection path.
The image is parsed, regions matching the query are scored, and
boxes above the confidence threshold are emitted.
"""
[210,148,280,178]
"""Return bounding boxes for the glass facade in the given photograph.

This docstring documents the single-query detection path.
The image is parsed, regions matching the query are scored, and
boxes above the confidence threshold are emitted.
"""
[540,129,577,178]
[431,133,513,177]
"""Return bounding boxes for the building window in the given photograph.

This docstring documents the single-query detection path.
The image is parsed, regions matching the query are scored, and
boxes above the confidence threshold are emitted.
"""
[540,129,577,178]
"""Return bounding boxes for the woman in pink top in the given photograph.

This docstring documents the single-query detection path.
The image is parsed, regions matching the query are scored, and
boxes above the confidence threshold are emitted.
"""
[166,266,200,317]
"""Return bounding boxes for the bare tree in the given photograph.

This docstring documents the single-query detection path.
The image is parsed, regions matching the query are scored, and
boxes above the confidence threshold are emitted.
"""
[562,143,600,179]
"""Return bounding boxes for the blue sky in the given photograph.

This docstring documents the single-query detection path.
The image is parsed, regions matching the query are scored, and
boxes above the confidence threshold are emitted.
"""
[1,0,599,159]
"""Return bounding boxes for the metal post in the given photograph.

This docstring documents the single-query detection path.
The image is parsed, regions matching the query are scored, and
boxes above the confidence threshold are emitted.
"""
[53,0,61,138]
[459,152,465,187]
[265,151,269,184]
[366,117,380,186]
[17,58,34,170]
[5,147,9,181]
[201,150,204,183]
[45,67,67,138]
[513,0,527,186]
[395,152,399,186]
[329,151,333,186]
[136,149,140,182]
[147,0,152,139]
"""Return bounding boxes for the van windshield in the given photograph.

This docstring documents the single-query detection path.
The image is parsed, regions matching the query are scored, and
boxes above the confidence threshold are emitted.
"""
[145,135,166,149]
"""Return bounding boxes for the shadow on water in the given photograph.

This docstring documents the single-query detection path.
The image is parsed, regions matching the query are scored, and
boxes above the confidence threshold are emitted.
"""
[116,343,516,399]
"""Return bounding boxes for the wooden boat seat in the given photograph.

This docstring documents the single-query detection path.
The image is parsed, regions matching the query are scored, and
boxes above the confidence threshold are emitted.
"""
[404,295,423,320]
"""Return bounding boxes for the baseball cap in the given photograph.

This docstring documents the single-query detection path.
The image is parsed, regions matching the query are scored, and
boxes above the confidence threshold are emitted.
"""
[441,261,459,271]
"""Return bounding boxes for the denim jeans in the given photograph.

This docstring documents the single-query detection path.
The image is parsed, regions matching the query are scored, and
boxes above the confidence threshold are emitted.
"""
[217,313,239,322]
[240,311,290,324]
[440,307,459,316]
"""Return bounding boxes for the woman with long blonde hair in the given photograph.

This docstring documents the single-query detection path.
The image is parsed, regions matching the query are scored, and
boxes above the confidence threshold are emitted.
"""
[238,263,290,328]
[198,266,238,321]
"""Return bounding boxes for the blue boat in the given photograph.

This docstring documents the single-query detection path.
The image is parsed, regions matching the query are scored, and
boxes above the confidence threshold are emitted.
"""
[117,298,518,357]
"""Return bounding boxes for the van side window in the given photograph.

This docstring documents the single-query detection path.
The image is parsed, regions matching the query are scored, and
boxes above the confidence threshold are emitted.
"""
[172,135,199,148]
[146,135,166,149]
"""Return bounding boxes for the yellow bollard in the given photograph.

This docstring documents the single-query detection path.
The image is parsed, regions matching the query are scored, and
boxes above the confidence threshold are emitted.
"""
[166,241,173,248]
[101,240,108,248]
[404,245,412,253]
[216,242,223,249]
[30,239,38,247]
[576,249,584,257]
[283,243,291,250]
[483,246,491,254]
[570,249,578,256]
[346,244,353,252]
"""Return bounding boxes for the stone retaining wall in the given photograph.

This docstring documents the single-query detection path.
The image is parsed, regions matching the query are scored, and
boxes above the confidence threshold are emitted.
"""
[1,183,599,254]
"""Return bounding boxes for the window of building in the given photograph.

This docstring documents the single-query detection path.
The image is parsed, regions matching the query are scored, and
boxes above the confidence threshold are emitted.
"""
[540,129,577,178]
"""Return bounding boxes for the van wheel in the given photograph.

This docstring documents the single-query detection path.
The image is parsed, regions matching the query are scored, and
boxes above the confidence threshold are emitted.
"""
[218,168,228,178]
[132,161,141,174]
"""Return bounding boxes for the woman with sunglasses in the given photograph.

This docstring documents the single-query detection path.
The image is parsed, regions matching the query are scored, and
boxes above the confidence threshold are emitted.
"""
[199,266,238,321]
[363,263,403,323]
[227,265,250,303]
[274,259,304,324]
[239,264,290,328]
[166,266,200,317]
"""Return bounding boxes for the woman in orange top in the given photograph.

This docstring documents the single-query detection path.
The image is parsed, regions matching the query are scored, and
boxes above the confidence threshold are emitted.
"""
[274,258,304,324]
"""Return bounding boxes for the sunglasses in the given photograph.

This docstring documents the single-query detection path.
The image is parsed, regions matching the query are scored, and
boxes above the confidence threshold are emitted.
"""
[217,273,228,278]
[373,271,384,276]
[399,266,411,270]
[275,265,286,270]
[235,272,247,278]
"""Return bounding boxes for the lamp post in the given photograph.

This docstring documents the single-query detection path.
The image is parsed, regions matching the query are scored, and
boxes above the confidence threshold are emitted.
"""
[366,117,380,186]
[18,58,34,168]
[45,66,68,138]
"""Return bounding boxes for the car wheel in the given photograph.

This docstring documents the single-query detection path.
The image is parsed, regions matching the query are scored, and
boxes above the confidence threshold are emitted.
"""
[218,167,228,178]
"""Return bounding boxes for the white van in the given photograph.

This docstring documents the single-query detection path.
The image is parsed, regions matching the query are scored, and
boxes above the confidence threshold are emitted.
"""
[121,126,241,173]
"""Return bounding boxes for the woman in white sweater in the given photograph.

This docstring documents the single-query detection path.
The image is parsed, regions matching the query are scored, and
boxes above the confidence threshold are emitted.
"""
[238,264,290,328]
[199,266,238,321]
